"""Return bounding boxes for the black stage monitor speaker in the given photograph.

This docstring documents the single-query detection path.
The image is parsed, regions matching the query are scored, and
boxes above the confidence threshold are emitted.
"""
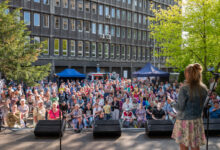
[93,120,121,137]
[34,120,66,137]
[145,119,174,136]
[203,118,220,134]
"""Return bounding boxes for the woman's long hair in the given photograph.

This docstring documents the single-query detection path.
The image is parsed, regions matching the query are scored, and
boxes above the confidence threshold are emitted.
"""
[184,63,207,101]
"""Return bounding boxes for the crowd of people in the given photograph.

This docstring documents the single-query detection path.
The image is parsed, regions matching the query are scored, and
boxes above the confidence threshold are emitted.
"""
[0,77,219,131]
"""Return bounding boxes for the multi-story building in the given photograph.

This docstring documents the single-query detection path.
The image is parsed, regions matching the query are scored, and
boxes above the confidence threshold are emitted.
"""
[2,0,174,78]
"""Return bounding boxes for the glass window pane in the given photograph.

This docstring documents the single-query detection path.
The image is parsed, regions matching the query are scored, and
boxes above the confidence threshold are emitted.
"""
[85,21,90,33]
[98,43,103,58]
[105,25,109,35]
[92,42,96,58]
[34,0,40,3]
[77,20,83,32]
[99,5,103,15]
[55,0,60,6]
[116,9,120,19]
[62,39,67,56]
[111,26,115,36]
[132,46,136,60]
[78,0,83,11]
[85,41,90,57]
[70,0,75,9]
[98,24,103,35]
[24,11,30,25]
[63,18,68,30]
[70,19,75,31]
[116,27,120,37]
[110,44,115,59]
[92,23,96,34]
[104,44,109,58]
[54,16,60,29]
[43,14,49,28]
[42,37,49,55]
[34,13,40,26]
[63,0,68,8]
[121,45,125,59]
[105,6,109,16]
[70,40,75,56]
[85,1,90,12]
[116,45,120,59]
[127,46,131,60]
[111,8,115,18]
[92,3,97,14]
[54,39,59,56]
[78,41,83,57]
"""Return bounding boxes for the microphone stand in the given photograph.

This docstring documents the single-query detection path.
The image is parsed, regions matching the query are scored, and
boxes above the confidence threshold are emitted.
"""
[205,73,219,150]
[59,101,62,150]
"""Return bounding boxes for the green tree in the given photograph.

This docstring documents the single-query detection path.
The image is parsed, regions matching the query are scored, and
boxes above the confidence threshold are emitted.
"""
[149,0,220,84]
[0,1,51,86]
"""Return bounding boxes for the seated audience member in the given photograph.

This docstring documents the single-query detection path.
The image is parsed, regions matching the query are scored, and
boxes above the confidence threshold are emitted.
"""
[48,102,61,120]
[18,99,29,127]
[121,108,136,128]
[146,102,155,119]
[60,101,68,119]
[122,98,133,111]
[44,96,52,120]
[6,104,22,128]
[209,102,220,119]
[135,104,146,128]
[103,101,111,120]
[83,103,93,128]
[70,104,83,130]
[111,97,120,120]
[152,103,166,120]
[93,103,104,121]
[50,92,59,103]
[164,98,176,123]
[33,100,46,126]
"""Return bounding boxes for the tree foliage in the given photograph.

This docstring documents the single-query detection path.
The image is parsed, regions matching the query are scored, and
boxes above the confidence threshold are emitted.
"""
[149,0,220,83]
[0,1,51,86]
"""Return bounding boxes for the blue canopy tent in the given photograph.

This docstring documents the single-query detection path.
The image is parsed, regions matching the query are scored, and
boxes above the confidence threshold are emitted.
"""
[56,68,86,78]
[133,63,169,77]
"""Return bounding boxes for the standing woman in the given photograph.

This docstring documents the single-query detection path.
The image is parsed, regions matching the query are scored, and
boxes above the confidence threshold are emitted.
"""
[169,63,208,150]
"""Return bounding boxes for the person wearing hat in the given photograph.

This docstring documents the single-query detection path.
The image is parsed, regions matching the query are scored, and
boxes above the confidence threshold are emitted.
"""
[18,99,29,127]
[33,100,46,127]
[69,104,83,130]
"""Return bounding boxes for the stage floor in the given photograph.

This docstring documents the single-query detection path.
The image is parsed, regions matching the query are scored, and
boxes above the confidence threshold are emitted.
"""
[0,128,220,150]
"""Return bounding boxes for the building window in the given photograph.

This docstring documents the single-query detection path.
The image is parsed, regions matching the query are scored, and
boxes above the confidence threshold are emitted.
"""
[133,29,137,40]
[116,27,120,37]
[104,44,109,58]
[92,23,96,34]
[54,16,60,29]
[127,46,131,60]
[91,42,96,58]
[122,10,126,20]
[143,0,147,9]
[134,13,137,23]
[116,45,120,59]
[63,0,68,8]
[54,39,59,56]
[34,13,40,26]
[132,46,136,60]
[143,15,146,25]
[128,0,131,4]
[143,48,146,60]
[24,11,30,25]
[70,40,75,56]
[134,0,137,7]
[98,43,103,58]
[111,26,115,36]
[62,39,68,56]
[122,0,126,3]
[98,24,103,35]
[127,28,131,39]
[43,14,49,28]
[139,0,142,8]
[55,0,60,7]
[116,9,120,19]
[42,37,49,55]
[85,41,90,57]
[77,20,83,32]
[85,1,90,12]
[105,6,109,16]
[62,18,68,30]
[70,19,75,31]
[139,14,142,24]
[121,45,125,59]
[127,11,131,21]
[111,8,115,18]
[78,0,83,11]
[70,0,75,9]
[138,30,142,40]
[34,36,40,43]
[105,25,109,35]
[34,0,40,3]
[122,28,125,39]
[138,47,141,59]
[143,31,146,41]
[78,41,83,57]
[92,3,97,14]
[110,44,115,59]
[43,0,49,5]
[84,21,90,33]
[99,5,103,15]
